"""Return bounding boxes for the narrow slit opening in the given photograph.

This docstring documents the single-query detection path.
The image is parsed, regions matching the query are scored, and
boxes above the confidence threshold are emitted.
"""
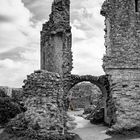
[135,0,139,12]
[43,51,45,69]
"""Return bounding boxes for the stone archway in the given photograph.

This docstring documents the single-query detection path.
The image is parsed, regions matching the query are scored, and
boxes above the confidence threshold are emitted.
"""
[67,81,102,111]
[68,74,108,96]
[63,74,111,124]
[40,0,114,125]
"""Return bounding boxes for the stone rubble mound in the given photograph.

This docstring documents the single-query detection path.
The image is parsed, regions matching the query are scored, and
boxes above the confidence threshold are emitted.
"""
[2,70,72,139]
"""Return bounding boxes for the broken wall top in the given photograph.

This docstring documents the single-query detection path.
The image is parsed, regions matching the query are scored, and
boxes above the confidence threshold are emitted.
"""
[42,0,71,34]
[101,0,140,69]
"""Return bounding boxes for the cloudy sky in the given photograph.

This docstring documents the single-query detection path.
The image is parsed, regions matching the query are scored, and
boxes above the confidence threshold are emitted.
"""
[0,0,105,88]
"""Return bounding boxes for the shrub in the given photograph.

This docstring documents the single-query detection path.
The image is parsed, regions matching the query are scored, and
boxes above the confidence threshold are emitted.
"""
[83,105,96,114]
[0,97,26,126]
[11,88,23,103]
[0,88,8,97]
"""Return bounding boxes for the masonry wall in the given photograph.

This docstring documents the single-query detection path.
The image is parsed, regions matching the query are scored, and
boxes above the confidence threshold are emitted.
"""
[3,70,66,139]
[41,34,63,75]
[41,0,73,78]
[102,0,140,68]
[101,0,140,130]
[108,69,140,129]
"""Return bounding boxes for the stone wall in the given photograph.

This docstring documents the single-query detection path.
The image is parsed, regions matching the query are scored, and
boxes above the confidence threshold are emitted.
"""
[68,82,102,109]
[40,0,113,127]
[108,69,140,130]
[3,70,67,139]
[101,0,140,130]
[63,74,112,125]
[41,0,73,78]
[101,0,140,69]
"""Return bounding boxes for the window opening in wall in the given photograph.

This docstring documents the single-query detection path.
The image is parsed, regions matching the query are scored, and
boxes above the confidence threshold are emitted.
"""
[135,0,139,12]
[43,51,45,68]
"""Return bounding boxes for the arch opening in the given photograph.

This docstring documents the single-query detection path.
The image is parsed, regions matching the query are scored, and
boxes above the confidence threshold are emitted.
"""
[67,81,102,111]
[70,0,105,76]
[65,74,110,125]
[63,74,115,126]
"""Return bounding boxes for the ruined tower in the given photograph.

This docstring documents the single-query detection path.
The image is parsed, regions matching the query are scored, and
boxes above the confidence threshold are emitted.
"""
[101,0,140,130]
[41,0,72,77]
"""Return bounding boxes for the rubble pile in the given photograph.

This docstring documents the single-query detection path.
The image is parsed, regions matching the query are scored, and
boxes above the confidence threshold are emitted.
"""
[2,70,69,139]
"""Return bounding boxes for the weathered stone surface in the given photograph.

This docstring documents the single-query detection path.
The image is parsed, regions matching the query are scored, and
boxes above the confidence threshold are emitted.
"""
[41,0,72,78]
[84,105,96,115]
[0,131,78,140]
[89,108,104,125]
[68,82,102,110]
[101,0,140,130]
[3,70,67,139]
[40,0,113,128]
[63,74,111,125]
[101,0,140,69]
[108,70,140,130]
[86,94,104,124]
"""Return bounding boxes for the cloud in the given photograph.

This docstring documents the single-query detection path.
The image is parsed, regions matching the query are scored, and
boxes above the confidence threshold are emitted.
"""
[0,0,105,87]
[0,0,32,26]
[72,36,105,76]
[70,0,105,76]
[71,24,87,42]
[0,48,24,61]
[22,0,53,21]
[0,0,41,87]
[0,59,38,87]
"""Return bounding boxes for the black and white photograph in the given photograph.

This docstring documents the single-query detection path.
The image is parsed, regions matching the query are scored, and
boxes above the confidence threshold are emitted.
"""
[0,0,140,139]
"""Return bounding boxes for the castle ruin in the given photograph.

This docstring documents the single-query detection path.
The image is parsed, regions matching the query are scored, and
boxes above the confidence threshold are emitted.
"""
[101,0,140,130]
[2,1,140,139]
[41,0,72,78]
[41,0,140,131]
[41,0,110,125]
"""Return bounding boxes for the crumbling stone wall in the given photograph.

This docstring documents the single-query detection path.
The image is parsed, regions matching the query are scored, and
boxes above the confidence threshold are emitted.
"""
[101,0,140,130]
[22,70,65,135]
[41,0,72,78]
[40,0,113,127]
[3,70,67,139]
[63,74,112,125]
[68,82,102,109]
